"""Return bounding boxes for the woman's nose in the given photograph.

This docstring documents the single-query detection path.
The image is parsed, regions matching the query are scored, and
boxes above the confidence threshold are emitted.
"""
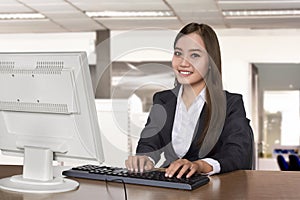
[180,57,190,67]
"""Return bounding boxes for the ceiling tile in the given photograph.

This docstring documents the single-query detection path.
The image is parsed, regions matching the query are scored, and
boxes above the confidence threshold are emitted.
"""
[20,0,67,4]
[68,0,170,11]
[0,19,67,33]
[225,17,300,29]
[0,0,33,13]
[166,0,219,12]
[97,18,182,30]
[21,1,78,12]
[0,0,299,32]
[54,18,106,31]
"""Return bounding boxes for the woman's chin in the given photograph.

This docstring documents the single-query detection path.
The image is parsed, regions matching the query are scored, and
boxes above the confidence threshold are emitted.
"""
[176,77,191,85]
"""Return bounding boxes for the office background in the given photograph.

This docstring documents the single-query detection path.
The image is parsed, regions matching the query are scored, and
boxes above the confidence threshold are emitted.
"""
[0,0,300,170]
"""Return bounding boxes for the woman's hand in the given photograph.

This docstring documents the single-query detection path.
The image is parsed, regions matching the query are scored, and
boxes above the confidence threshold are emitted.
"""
[165,159,200,178]
[165,159,212,178]
[125,155,154,173]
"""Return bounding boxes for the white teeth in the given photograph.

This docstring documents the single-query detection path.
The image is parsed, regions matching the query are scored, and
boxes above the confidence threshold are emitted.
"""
[180,71,192,75]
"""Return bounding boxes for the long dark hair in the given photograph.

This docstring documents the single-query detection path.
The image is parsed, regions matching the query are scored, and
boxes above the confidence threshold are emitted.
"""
[173,23,224,149]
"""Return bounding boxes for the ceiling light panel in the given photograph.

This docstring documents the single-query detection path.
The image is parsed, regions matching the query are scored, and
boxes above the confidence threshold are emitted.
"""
[86,11,174,18]
[0,13,45,20]
[223,9,300,17]
[97,18,180,30]
[44,12,90,19]
[218,0,300,10]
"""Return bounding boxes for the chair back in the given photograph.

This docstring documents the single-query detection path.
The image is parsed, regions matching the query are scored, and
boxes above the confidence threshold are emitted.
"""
[288,154,300,171]
[277,155,289,171]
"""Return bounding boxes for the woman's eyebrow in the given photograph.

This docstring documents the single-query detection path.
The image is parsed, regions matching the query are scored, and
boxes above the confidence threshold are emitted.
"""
[174,47,206,53]
[174,47,182,51]
[189,48,204,52]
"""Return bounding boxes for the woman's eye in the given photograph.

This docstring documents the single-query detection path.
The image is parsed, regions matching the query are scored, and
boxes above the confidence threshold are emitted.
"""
[191,53,200,58]
[174,51,181,56]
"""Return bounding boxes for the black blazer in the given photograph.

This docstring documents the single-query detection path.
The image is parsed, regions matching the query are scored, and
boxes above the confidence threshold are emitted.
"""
[136,86,254,174]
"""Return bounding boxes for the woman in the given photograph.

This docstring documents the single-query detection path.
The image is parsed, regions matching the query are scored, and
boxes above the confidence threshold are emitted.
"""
[125,23,254,178]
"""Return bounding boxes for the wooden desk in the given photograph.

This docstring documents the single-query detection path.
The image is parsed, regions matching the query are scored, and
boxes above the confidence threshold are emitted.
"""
[0,165,300,200]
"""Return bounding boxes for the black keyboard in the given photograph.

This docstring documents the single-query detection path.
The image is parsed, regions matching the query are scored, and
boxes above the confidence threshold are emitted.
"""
[62,165,209,190]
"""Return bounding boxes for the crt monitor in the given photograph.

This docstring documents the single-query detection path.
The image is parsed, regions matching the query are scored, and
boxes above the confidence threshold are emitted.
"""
[0,52,104,193]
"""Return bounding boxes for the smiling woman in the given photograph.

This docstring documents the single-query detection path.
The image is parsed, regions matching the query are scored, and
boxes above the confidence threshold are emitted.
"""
[125,22,254,178]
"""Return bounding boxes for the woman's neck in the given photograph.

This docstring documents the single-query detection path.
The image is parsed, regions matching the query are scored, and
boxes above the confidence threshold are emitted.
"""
[181,82,205,110]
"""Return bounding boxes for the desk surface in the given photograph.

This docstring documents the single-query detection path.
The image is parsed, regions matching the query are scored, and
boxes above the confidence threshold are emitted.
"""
[0,165,300,200]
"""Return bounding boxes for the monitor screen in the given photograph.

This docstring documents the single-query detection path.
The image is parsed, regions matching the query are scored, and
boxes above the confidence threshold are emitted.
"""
[0,52,104,193]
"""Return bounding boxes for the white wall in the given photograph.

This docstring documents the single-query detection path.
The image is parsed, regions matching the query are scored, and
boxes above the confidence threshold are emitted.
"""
[0,32,96,64]
[1,29,300,169]
[218,29,300,120]
[95,99,130,167]
[111,29,177,62]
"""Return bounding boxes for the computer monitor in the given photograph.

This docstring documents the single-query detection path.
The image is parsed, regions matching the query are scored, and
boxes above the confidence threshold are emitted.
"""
[0,52,104,193]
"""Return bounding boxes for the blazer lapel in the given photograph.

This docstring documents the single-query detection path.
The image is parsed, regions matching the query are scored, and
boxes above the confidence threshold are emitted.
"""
[158,87,178,145]
[155,87,182,167]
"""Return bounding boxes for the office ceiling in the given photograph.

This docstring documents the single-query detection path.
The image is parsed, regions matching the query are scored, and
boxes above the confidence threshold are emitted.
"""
[1,0,300,33]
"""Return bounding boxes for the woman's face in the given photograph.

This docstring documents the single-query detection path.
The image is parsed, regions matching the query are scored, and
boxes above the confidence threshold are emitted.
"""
[172,32,209,88]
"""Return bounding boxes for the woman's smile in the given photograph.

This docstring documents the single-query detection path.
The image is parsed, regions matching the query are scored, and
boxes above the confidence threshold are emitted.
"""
[178,70,193,76]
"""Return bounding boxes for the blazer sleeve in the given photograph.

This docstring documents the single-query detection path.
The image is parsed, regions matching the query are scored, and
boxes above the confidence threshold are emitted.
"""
[135,93,165,163]
[209,93,254,173]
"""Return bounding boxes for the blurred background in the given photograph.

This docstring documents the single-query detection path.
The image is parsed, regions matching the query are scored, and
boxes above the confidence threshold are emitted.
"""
[0,0,300,170]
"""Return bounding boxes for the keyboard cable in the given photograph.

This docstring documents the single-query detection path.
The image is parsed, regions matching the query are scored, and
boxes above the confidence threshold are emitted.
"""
[105,178,128,200]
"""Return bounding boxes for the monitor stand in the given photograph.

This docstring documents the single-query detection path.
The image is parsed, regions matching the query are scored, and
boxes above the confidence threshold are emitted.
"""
[0,146,79,193]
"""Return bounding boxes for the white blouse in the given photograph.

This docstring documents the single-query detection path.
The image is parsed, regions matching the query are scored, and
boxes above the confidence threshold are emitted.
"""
[171,86,220,175]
